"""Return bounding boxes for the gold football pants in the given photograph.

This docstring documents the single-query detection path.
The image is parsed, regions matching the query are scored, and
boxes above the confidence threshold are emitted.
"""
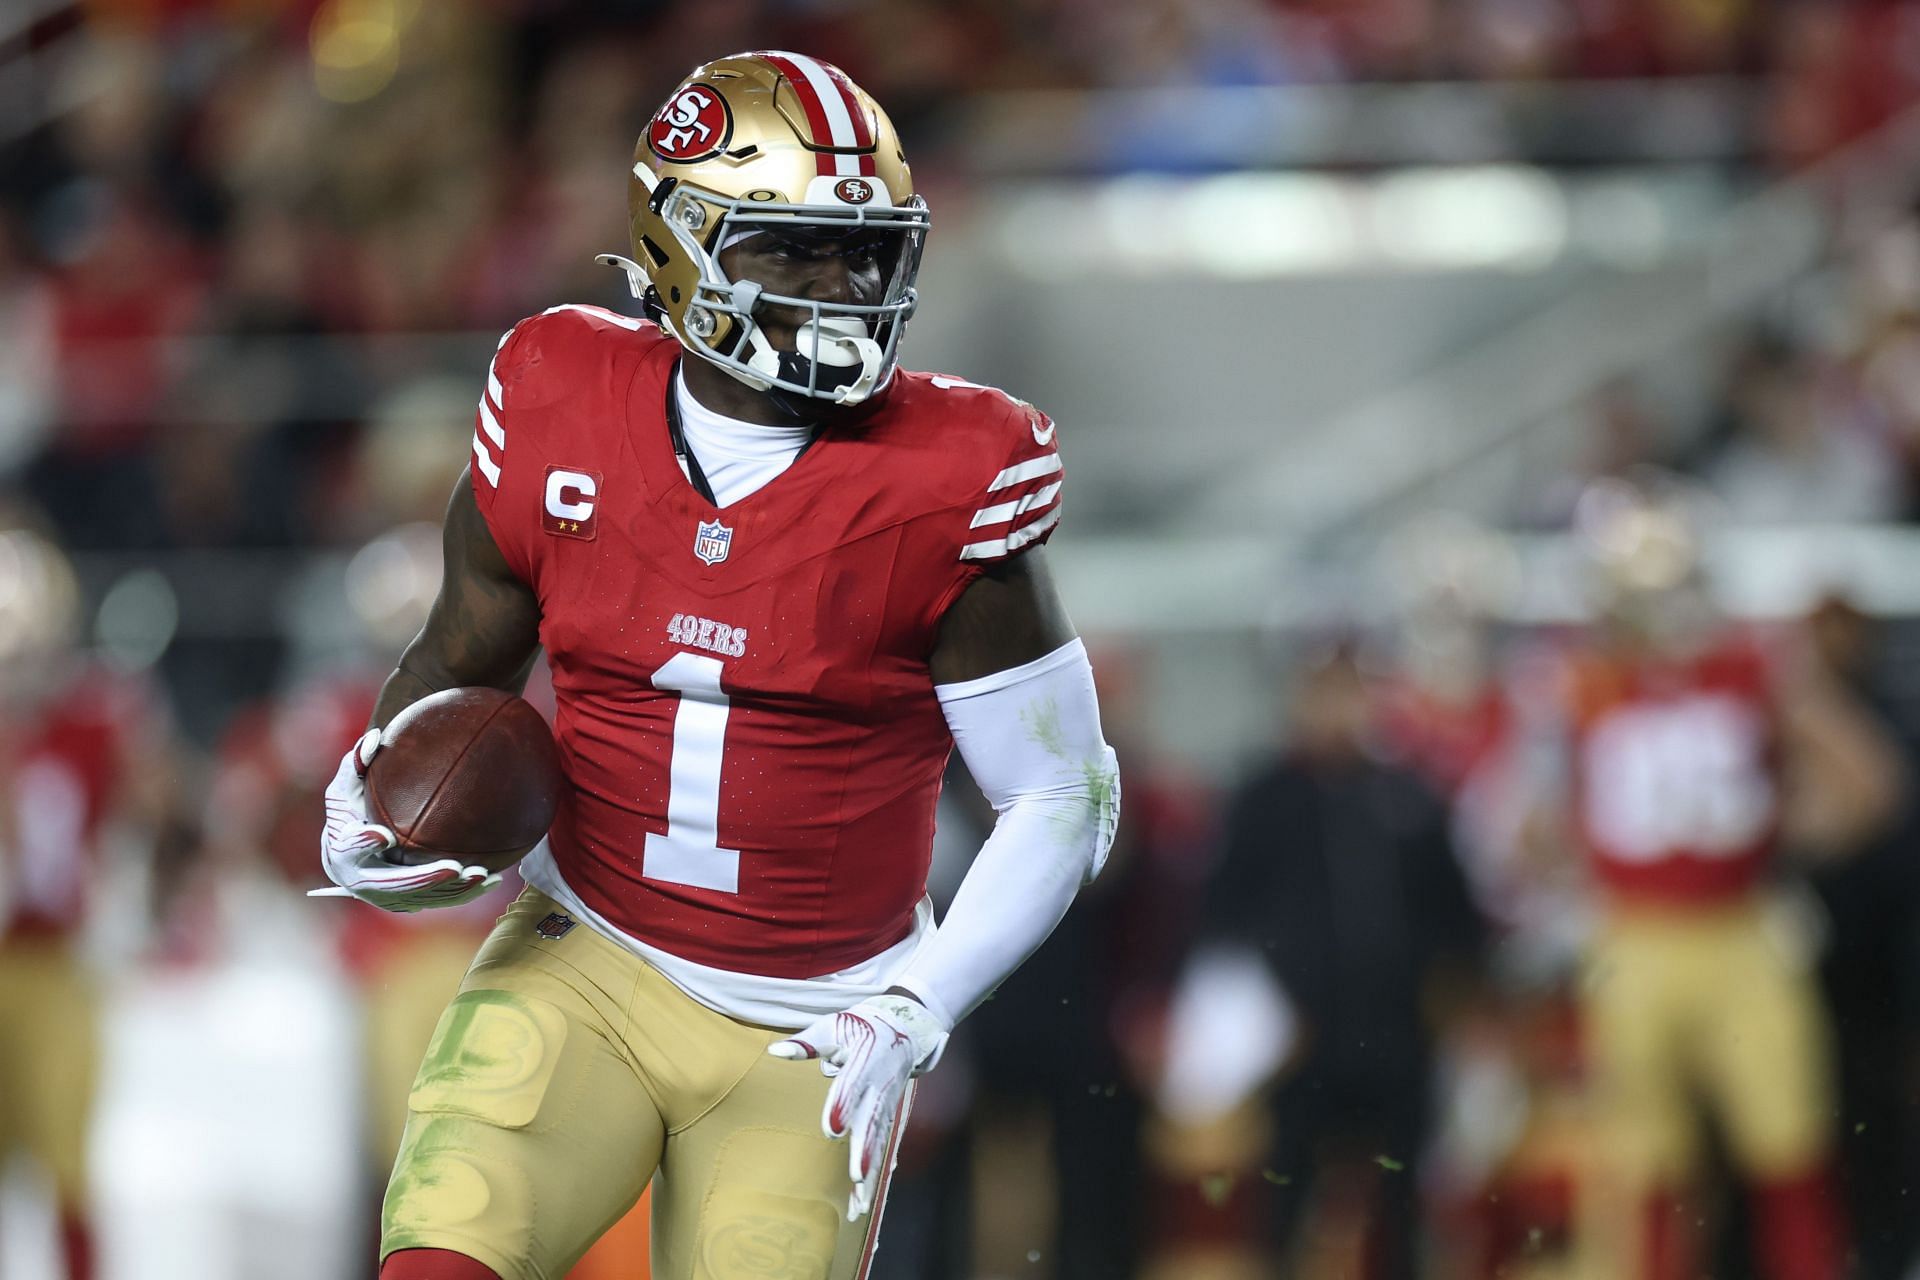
[381,890,902,1280]
[363,925,492,1169]
[1577,895,1836,1271]
[0,937,97,1209]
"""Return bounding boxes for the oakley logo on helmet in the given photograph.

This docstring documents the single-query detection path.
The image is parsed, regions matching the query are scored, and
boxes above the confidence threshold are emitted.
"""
[834,177,875,204]
[649,86,732,163]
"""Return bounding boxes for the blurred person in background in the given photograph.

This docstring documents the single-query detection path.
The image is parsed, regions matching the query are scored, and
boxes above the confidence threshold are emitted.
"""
[1538,474,1902,1280]
[0,211,57,480]
[1373,514,1519,802]
[1370,518,1595,1280]
[1796,592,1920,1279]
[1159,645,1489,1280]
[0,517,175,1280]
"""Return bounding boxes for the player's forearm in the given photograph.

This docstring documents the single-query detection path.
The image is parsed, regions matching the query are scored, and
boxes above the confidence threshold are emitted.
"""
[895,638,1120,1027]
[895,789,1107,1025]
[370,633,538,731]
[369,665,442,730]
[1781,734,1903,856]
[1780,673,1905,856]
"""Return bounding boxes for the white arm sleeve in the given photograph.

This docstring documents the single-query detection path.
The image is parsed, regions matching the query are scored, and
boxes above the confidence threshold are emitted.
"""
[892,638,1121,1029]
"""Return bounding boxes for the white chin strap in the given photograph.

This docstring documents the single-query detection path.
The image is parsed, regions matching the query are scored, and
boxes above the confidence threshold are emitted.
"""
[596,253,648,299]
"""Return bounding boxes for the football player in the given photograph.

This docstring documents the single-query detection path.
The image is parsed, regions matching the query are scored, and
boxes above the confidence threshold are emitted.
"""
[1543,475,1900,1280]
[317,52,1119,1280]
[0,521,171,1280]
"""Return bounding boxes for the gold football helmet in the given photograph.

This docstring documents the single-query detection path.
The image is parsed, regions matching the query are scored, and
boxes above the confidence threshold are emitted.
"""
[599,52,929,406]
[1576,472,1701,596]
[1575,470,1720,647]
[0,522,79,705]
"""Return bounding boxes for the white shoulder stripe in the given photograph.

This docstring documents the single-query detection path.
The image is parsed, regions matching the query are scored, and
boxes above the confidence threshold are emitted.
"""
[471,434,501,486]
[970,481,1062,529]
[477,396,505,449]
[540,302,645,330]
[486,363,503,408]
[960,507,1061,562]
[987,454,1062,492]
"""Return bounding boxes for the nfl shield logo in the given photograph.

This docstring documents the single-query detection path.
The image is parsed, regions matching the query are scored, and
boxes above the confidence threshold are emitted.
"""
[534,911,576,940]
[693,518,733,565]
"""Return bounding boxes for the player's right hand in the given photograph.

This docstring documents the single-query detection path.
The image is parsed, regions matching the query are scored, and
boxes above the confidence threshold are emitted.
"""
[312,728,498,913]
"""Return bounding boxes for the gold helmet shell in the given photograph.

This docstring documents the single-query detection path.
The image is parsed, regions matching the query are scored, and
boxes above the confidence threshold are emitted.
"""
[1575,472,1704,596]
[601,52,930,405]
[1574,469,1726,648]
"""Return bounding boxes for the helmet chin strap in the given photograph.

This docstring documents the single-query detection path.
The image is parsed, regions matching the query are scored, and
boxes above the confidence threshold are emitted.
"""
[595,253,648,300]
[593,255,884,406]
[725,276,882,404]
[744,315,882,405]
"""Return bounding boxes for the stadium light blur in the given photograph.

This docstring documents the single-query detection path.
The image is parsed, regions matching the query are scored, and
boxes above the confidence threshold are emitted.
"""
[309,0,406,104]
[994,167,1576,279]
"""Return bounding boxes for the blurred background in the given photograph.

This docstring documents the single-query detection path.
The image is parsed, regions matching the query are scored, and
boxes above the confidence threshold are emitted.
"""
[10,0,1920,1277]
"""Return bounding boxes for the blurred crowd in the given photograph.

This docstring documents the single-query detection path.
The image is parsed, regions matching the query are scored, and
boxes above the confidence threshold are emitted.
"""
[15,2,1920,1280]
[1511,210,1920,534]
[4,0,1920,718]
[856,477,1920,1280]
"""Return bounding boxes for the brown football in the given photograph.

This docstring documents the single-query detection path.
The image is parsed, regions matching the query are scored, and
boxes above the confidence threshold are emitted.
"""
[365,687,563,873]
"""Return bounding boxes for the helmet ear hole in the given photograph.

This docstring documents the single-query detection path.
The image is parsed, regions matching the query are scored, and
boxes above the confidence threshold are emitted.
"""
[641,237,670,269]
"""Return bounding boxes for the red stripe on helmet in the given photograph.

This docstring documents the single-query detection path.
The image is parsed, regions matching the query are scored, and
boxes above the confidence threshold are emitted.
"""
[818,63,875,148]
[757,52,838,175]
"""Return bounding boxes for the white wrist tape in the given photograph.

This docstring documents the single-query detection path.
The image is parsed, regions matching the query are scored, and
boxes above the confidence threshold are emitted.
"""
[894,638,1120,1028]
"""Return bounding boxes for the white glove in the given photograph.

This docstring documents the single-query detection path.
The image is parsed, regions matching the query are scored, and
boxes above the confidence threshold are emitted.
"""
[767,993,948,1220]
[310,728,499,913]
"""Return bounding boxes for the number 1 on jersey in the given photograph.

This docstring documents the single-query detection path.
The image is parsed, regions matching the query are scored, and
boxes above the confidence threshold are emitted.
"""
[645,652,740,893]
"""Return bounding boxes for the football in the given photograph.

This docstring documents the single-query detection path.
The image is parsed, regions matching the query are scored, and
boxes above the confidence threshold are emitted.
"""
[365,687,564,872]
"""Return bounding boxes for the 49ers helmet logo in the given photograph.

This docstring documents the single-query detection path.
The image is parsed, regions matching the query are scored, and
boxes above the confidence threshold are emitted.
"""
[649,86,732,163]
[834,177,875,204]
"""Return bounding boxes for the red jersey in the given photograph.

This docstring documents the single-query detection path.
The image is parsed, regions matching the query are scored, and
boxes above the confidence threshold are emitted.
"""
[469,306,1063,979]
[1565,636,1780,905]
[2,671,156,941]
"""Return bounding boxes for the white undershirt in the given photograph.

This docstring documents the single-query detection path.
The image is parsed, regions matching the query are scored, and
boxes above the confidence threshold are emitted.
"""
[675,369,810,507]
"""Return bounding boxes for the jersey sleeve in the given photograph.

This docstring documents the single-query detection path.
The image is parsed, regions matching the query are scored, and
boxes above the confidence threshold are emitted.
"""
[954,398,1064,566]
[467,318,541,583]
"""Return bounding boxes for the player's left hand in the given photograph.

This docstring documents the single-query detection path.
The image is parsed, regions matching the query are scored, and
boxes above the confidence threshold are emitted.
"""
[767,993,948,1220]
